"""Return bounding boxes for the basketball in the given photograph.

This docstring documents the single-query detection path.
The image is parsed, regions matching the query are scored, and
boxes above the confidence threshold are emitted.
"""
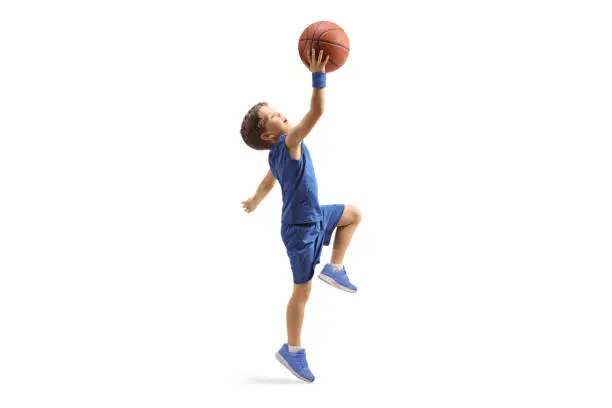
[298,21,350,73]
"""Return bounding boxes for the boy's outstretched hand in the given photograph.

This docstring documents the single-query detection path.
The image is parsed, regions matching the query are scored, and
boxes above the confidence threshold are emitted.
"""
[241,197,259,213]
[307,48,330,73]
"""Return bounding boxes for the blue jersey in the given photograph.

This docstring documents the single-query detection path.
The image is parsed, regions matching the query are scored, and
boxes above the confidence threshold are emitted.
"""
[268,134,322,224]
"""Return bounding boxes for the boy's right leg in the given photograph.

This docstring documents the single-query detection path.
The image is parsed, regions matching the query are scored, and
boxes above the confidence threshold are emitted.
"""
[277,280,315,382]
[286,280,312,347]
[278,223,318,382]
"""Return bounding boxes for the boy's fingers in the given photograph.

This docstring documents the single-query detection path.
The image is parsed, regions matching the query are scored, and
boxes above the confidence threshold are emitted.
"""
[318,50,323,64]
[306,48,311,64]
[324,55,330,65]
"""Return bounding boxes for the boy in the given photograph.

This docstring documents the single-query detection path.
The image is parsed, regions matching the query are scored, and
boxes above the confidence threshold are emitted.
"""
[240,48,361,383]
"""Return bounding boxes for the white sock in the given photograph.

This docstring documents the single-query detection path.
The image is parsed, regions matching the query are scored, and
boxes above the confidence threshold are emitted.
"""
[288,345,303,353]
[331,264,343,271]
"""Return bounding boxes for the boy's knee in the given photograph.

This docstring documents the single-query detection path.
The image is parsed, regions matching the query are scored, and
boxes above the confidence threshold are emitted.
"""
[349,205,362,224]
[292,281,312,300]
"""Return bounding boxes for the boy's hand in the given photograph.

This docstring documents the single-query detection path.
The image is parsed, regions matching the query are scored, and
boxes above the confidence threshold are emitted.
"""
[241,197,259,213]
[307,48,330,73]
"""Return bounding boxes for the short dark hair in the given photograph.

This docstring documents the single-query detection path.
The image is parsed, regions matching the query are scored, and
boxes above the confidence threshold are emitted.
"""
[240,101,272,150]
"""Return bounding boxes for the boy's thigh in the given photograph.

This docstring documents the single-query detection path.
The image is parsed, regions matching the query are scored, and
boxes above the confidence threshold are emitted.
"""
[282,223,321,284]
[320,204,346,245]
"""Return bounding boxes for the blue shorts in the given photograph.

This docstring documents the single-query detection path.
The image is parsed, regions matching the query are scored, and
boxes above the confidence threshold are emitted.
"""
[281,204,346,284]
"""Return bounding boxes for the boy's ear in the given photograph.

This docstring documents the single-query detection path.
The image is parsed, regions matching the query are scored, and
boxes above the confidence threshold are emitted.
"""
[260,131,273,141]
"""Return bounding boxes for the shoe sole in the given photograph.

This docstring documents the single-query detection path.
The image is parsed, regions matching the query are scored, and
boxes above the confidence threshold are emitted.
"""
[275,352,314,383]
[318,273,357,293]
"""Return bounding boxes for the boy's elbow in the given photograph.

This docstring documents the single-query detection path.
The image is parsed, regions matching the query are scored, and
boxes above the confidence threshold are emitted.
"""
[312,105,324,116]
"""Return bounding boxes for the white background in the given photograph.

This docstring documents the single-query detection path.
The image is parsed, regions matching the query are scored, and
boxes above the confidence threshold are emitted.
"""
[1,0,611,406]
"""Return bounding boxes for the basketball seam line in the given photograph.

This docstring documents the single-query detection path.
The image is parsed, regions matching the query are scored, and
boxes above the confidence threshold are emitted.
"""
[300,22,321,62]
[298,40,345,66]
[318,28,343,40]
[316,27,346,65]
[298,38,350,52]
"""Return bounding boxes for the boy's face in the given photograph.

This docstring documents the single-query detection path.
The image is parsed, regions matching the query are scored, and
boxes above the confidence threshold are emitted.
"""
[258,105,290,142]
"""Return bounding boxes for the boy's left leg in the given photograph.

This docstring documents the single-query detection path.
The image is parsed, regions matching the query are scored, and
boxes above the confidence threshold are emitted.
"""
[318,204,361,293]
[330,204,362,264]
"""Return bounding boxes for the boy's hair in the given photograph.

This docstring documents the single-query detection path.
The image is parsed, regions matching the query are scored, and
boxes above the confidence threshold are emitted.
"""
[240,101,271,150]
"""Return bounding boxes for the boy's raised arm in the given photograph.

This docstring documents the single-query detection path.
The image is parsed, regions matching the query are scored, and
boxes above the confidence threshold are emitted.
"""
[286,49,329,150]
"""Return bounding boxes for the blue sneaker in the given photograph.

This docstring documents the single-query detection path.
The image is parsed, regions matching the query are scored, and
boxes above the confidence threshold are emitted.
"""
[275,344,315,383]
[318,264,357,293]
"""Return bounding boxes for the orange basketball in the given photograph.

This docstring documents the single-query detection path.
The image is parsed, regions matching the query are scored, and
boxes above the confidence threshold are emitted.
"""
[298,21,350,73]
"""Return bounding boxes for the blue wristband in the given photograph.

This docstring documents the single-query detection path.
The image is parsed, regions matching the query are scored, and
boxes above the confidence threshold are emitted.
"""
[312,72,326,88]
